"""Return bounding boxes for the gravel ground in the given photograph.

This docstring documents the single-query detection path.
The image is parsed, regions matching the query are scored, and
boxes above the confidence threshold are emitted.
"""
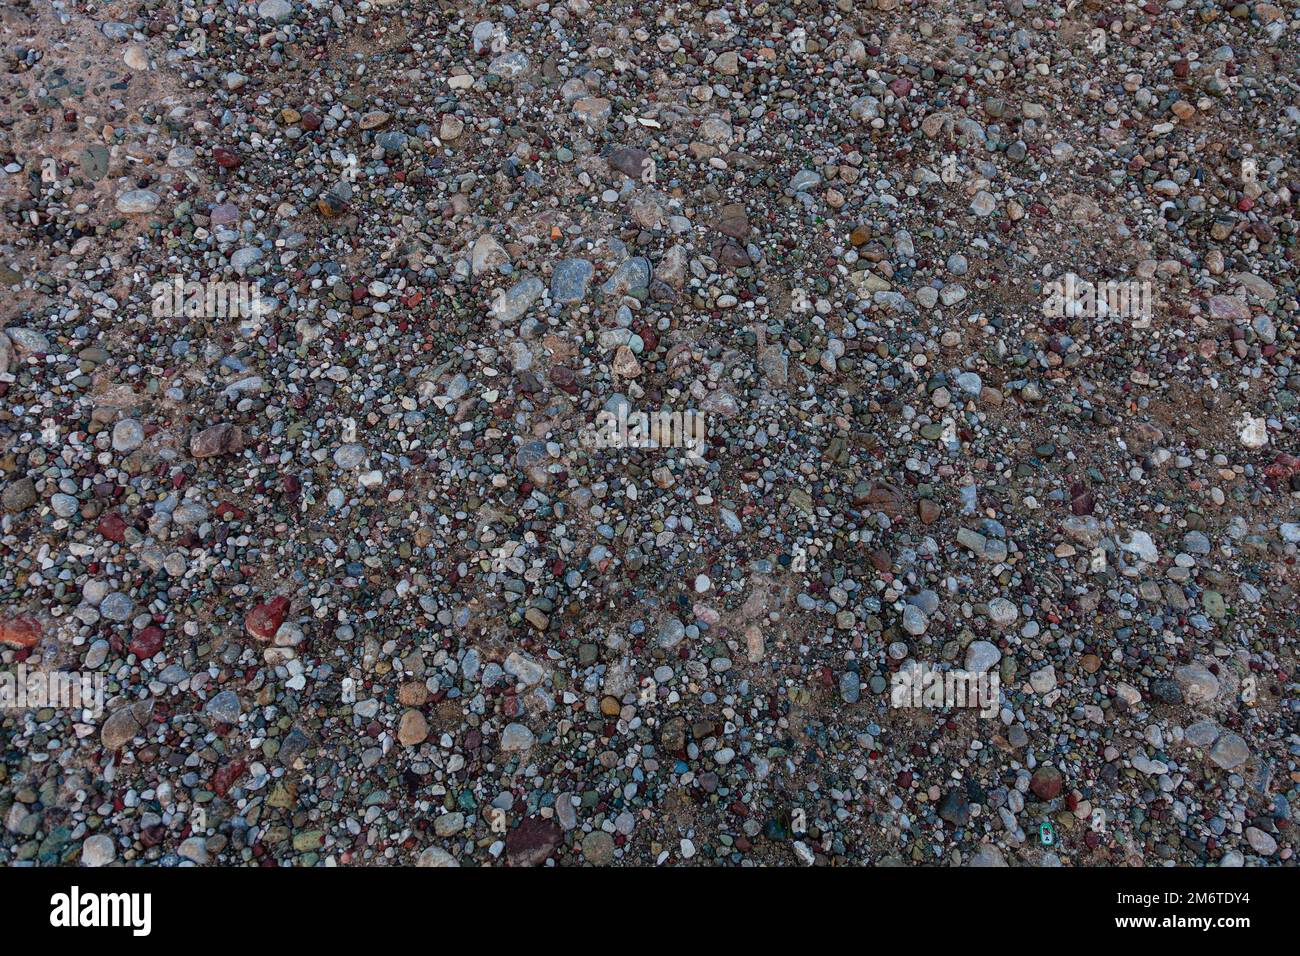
[0,0,1297,867]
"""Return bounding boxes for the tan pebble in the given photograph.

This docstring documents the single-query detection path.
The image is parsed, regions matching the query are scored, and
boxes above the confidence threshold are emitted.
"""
[124,45,150,71]
[398,709,428,746]
[398,681,429,706]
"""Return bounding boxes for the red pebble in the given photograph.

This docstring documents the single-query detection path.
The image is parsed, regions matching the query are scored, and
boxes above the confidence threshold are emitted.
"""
[97,513,128,542]
[212,147,241,169]
[0,616,41,648]
[1031,766,1064,800]
[129,626,165,659]
[212,759,247,797]
[245,596,290,641]
[215,501,246,520]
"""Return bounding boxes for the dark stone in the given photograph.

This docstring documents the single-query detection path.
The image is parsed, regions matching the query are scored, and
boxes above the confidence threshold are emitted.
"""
[938,790,970,826]
[506,817,561,866]
[606,146,651,179]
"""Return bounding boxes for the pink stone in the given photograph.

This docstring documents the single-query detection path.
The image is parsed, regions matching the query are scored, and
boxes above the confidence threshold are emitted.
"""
[1208,295,1250,321]
[210,203,240,227]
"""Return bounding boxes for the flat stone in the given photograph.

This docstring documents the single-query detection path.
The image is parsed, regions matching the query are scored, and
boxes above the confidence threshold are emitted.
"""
[491,275,544,322]
[500,722,534,751]
[489,52,530,77]
[1244,826,1277,856]
[416,846,459,867]
[1029,664,1056,694]
[397,709,429,746]
[581,830,616,865]
[938,790,970,826]
[6,327,51,355]
[471,234,510,275]
[601,257,651,296]
[204,690,242,724]
[112,419,144,452]
[550,259,594,304]
[115,189,160,214]
[968,844,1008,866]
[606,146,651,179]
[101,699,153,751]
[572,97,611,129]
[258,0,293,20]
[1173,663,1220,705]
[2,478,37,513]
[81,834,115,867]
[191,423,243,458]
[965,641,1001,673]
[1118,529,1159,563]
[1208,732,1250,770]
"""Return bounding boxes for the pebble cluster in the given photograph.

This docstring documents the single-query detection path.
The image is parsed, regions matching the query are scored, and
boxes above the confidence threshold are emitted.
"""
[1,0,1297,867]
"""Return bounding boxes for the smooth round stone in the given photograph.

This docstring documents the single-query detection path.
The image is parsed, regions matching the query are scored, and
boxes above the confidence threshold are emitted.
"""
[167,146,196,168]
[231,247,263,272]
[112,419,144,452]
[178,837,208,864]
[499,722,534,751]
[258,0,293,21]
[81,834,116,867]
[901,604,928,635]
[987,597,1019,626]
[115,189,160,214]
[123,45,150,70]
[965,640,1001,673]
[582,830,616,864]
[416,847,459,867]
[50,494,79,518]
[85,640,110,668]
[99,592,134,622]
[334,444,367,470]
[658,617,686,648]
